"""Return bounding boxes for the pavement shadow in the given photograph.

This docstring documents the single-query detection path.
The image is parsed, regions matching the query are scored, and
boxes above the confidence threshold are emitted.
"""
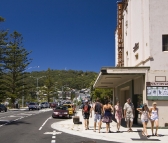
[5,120,30,126]
[111,114,142,128]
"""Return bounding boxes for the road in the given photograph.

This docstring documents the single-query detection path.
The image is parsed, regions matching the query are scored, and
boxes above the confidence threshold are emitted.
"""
[0,109,115,143]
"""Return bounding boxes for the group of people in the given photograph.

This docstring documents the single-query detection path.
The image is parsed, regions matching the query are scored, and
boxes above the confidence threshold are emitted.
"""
[81,98,159,137]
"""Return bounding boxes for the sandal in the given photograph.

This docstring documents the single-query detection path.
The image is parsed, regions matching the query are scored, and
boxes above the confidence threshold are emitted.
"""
[155,133,159,137]
[142,132,145,136]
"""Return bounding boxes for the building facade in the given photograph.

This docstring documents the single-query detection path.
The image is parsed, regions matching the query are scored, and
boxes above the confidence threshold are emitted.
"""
[94,0,168,127]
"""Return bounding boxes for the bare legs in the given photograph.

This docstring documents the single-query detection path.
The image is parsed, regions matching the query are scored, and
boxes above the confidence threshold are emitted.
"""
[84,119,89,130]
[126,120,133,131]
[106,123,110,133]
[150,120,159,136]
[142,122,148,136]
[117,119,121,131]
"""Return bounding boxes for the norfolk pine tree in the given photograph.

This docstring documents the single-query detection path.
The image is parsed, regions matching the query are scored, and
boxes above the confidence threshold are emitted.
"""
[0,16,8,101]
[3,31,32,104]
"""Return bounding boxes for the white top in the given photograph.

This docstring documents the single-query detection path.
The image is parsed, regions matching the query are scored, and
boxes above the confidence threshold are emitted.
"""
[141,111,149,120]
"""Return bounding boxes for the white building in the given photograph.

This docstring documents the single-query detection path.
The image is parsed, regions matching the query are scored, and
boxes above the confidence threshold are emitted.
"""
[94,0,168,127]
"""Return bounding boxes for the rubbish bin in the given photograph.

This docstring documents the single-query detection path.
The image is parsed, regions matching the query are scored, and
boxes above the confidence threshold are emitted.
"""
[73,116,80,124]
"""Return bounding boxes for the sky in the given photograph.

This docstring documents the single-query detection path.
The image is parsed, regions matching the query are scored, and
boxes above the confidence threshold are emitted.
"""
[0,0,118,73]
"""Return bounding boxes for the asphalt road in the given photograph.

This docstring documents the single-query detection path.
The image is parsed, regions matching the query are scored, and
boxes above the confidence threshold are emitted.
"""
[0,110,118,143]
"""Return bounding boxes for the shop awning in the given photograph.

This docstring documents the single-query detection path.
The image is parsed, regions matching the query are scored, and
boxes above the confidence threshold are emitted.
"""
[93,67,150,88]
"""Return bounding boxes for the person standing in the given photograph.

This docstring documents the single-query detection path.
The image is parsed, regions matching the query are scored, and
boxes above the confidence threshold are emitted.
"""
[93,98,103,133]
[115,101,123,132]
[149,102,159,136]
[137,103,150,137]
[123,98,135,132]
[82,100,92,130]
[102,100,113,133]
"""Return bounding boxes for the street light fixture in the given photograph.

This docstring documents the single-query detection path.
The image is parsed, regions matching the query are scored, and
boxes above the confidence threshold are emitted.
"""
[30,76,46,101]
[22,66,40,108]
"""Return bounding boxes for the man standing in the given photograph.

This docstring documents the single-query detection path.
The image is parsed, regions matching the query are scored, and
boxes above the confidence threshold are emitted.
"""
[93,98,103,133]
[82,100,92,130]
[124,98,135,132]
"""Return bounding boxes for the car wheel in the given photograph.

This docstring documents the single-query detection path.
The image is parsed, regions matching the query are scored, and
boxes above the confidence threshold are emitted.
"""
[29,108,30,111]
[5,109,7,112]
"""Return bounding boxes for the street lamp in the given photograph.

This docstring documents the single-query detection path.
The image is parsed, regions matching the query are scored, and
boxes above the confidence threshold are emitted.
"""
[62,85,69,100]
[22,66,40,108]
[30,76,46,102]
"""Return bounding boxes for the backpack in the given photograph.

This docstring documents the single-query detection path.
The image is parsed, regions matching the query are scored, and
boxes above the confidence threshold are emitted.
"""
[83,105,89,113]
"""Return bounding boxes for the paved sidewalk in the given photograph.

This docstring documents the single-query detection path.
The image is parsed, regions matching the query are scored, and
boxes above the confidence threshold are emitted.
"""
[51,109,168,143]
[8,107,28,111]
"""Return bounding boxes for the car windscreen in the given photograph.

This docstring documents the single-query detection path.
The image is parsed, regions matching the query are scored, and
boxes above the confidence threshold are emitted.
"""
[56,106,67,110]
[64,105,71,108]
[29,103,35,105]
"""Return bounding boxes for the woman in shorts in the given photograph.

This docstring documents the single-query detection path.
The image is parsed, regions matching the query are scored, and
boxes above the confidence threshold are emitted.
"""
[115,101,123,132]
[137,103,150,137]
[149,102,159,136]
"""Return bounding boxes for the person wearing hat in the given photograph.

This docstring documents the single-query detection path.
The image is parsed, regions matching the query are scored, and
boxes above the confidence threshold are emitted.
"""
[82,100,92,130]
[149,102,159,136]
[137,103,150,137]
[123,98,135,132]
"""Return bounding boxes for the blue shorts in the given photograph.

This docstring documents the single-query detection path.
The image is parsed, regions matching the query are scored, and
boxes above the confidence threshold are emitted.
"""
[151,117,159,121]
[94,114,101,122]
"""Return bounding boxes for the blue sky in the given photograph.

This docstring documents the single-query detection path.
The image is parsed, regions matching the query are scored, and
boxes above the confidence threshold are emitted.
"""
[0,0,117,73]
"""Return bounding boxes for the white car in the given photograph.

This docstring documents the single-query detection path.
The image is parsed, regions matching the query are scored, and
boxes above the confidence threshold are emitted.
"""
[41,102,50,108]
[28,102,40,110]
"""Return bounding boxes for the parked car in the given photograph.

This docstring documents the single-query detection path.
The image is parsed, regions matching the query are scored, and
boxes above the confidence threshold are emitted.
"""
[28,102,40,110]
[63,104,75,115]
[50,102,57,108]
[0,104,7,112]
[52,106,70,118]
[41,102,50,108]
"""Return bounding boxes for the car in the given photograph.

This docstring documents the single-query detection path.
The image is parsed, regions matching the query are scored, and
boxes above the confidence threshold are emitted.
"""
[52,106,70,118]
[0,104,7,112]
[41,102,50,108]
[28,102,40,110]
[50,102,57,108]
[63,104,75,115]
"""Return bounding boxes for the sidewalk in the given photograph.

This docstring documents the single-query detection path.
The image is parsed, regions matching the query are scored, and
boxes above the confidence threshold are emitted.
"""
[8,107,28,111]
[51,109,168,143]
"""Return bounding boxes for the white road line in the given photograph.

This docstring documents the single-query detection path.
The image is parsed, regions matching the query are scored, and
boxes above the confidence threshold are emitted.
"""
[39,116,52,130]
[51,140,55,143]
[52,136,56,139]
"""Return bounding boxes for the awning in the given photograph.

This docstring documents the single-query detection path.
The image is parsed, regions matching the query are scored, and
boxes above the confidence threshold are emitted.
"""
[93,67,150,88]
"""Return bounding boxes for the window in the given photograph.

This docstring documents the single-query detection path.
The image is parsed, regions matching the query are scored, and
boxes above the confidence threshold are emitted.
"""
[135,53,138,60]
[162,35,168,51]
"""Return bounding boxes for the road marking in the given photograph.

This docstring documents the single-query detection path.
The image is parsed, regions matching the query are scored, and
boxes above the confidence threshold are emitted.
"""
[51,140,55,143]
[44,131,62,135]
[52,136,56,139]
[39,116,52,130]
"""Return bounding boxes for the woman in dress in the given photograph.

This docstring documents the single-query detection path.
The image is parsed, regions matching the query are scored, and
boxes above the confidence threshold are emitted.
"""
[149,102,159,136]
[115,101,123,132]
[102,100,113,133]
[137,103,150,137]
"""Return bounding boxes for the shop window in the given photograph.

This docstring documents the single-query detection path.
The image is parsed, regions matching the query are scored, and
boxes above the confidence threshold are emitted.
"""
[162,35,168,51]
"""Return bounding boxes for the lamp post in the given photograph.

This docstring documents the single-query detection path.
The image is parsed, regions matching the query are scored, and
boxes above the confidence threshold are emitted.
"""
[30,76,46,102]
[22,66,40,108]
[62,85,69,100]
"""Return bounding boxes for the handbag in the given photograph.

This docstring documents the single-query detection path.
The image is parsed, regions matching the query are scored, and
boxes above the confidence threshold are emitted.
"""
[102,116,109,123]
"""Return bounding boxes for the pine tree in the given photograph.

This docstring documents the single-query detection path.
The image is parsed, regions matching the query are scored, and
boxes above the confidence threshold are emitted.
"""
[0,16,8,102]
[3,31,32,103]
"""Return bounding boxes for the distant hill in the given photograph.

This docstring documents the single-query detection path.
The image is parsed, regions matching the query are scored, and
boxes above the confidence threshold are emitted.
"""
[28,69,98,90]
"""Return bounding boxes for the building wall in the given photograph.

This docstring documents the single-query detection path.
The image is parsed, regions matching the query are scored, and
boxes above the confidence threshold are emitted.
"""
[149,0,168,70]
[123,0,151,67]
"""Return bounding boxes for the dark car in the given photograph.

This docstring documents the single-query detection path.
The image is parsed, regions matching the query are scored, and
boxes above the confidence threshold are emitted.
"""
[0,104,7,112]
[52,106,70,118]
[50,102,57,108]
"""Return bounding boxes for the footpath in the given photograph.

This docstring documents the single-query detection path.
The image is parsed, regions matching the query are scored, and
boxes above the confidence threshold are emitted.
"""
[51,109,168,143]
